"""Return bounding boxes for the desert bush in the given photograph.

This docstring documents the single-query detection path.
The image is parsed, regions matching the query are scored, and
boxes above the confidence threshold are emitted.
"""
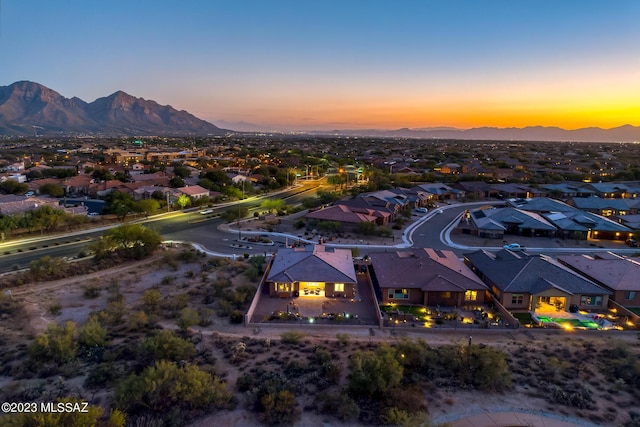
[317,391,360,422]
[177,307,200,331]
[281,330,305,345]
[229,310,244,324]
[140,330,196,362]
[115,360,233,415]
[336,333,350,347]
[348,344,403,398]
[28,321,78,365]
[83,285,101,299]
[79,315,108,348]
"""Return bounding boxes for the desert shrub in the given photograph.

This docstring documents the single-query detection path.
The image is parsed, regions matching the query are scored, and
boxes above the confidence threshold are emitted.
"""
[115,360,233,416]
[83,285,101,299]
[317,391,360,422]
[29,256,69,281]
[142,288,162,315]
[79,315,108,348]
[257,389,301,426]
[229,310,244,324]
[281,330,305,345]
[139,330,196,363]
[348,345,403,398]
[28,321,78,365]
[198,308,215,326]
[336,333,350,347]
[178,250,199,263]
[177,307,200,331]
[84,362,119,389]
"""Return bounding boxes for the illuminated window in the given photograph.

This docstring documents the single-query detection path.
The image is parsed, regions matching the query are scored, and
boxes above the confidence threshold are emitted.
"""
[334,283,344,292]
[511,294,524,305]
[465,290,478,301]
[388,289,409,300]
[580,295,603,306]
[624,291,636,300]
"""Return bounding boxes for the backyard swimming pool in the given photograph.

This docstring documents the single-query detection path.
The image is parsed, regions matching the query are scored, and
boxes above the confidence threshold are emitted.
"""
[535,315,599,329]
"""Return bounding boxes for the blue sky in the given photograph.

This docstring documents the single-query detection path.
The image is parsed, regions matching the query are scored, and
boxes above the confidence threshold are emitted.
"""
[1,1,639,130]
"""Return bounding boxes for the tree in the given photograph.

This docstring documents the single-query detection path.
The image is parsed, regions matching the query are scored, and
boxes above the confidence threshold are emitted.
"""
[99,223,162,259]
[140,329,196,362]
[30,256,69,280]
[39,182,65,197]
[177,307,200,331]
[0,180,28,195]
[176,194,191,209]
[115,360,233,414]
[138,199,160,216]
[348,345,403,398]
[28,321,78,364]
[79,315,108,348]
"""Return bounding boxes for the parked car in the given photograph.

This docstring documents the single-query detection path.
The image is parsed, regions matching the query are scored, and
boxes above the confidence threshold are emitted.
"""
[200,209,214,215]
[24,191,35,197]
[415,207,428,213]
[503,243,525,251]
[626,238,638,247]
[87,212,99,217]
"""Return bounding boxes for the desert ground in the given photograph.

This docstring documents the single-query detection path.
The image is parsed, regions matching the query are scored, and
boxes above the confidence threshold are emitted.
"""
[0,246,639,427]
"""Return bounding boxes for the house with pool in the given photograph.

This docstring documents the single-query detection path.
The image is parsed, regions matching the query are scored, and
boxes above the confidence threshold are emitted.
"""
[557,252,640,309]
[464,249,611,314]
[265,245,357,298]
[369,248,489,307]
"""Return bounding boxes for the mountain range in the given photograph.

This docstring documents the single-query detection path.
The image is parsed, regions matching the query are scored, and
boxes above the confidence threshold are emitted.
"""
[2,81,640,142]
[309,124,640,143]
[0,81,226,136]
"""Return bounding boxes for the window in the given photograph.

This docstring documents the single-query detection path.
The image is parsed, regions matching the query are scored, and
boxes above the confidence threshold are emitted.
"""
[580,295,603,306]
[388,289,409,300]
[511,294,524,305]
[334,283,344,292]
[277,283,290,292]
[624,291,636,300]
[441,291,451,299]
[465,290,478,301]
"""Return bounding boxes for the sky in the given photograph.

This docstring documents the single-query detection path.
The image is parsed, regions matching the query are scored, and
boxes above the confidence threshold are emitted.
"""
[1,0,640,131]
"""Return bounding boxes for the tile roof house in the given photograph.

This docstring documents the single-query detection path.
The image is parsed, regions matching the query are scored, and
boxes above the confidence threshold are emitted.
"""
[567,197,630,217]
[510,198,633,241]
[177,185,210,199]
[305,204,379,225]
[464,249,611,313]
[557,253,640,307]
[370,249,488,308]
[265,245,357,298]
[468,207,557,239]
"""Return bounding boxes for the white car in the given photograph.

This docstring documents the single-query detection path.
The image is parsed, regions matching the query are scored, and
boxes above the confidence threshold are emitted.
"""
[200,209,214,215]
[503,243,525,251]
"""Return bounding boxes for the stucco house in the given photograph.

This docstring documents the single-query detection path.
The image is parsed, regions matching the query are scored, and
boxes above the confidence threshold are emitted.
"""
[370,248,488,308]
[464,249,611,313]
[265,245,357,298]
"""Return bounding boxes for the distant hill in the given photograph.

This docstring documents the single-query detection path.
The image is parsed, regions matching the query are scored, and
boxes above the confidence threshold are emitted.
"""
[310,124,640,142]
[0,81,227,136]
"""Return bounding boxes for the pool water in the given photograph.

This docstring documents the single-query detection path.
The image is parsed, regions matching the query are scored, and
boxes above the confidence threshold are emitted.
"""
[536,316,599,329]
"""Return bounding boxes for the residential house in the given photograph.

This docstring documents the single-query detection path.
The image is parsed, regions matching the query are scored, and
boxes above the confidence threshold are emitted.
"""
[467,207,557,238]
[265,245,357,298]
[567,197,630,217]
[582,183,631,199]
[304,205,379,227]
[490,183,536,199]
[451,181,498,200]
[177,185,210,200]
[558,253,640,307]
[464,249,611,313]
[413,183,462,201]
[370,249,488,308]
[511,197,634,241]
